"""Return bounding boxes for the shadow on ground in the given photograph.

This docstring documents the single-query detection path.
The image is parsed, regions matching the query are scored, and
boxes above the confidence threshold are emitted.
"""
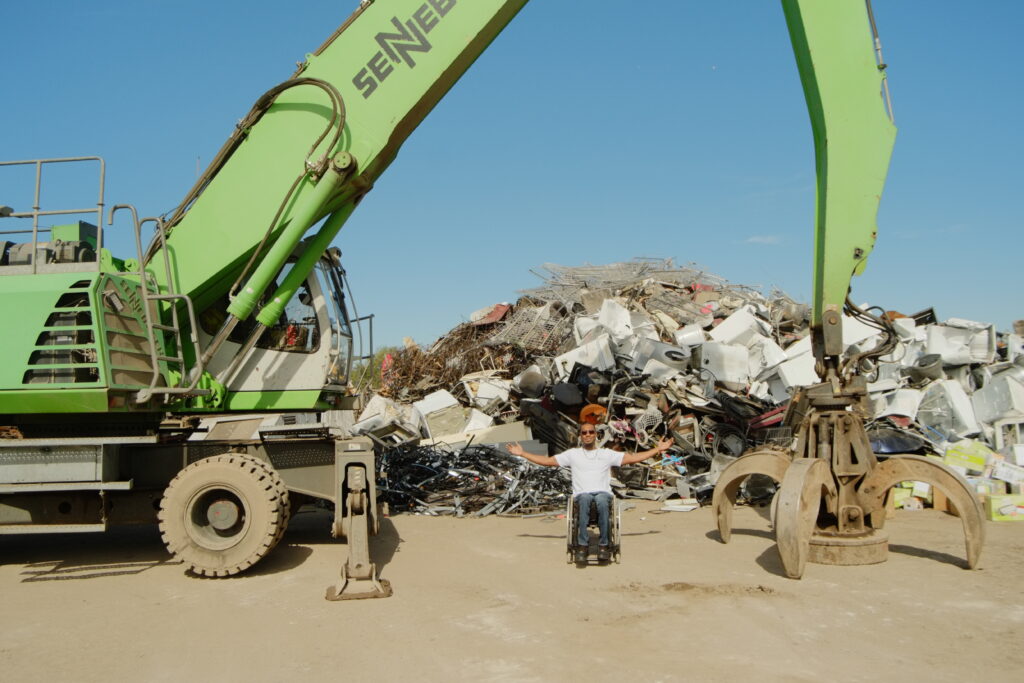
[1,507,405,582]
[888,543,968,569]
[248,509,402,578]
[0,525,175,583]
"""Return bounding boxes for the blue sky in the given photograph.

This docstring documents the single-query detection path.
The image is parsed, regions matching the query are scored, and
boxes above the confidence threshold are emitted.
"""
[2,1,1021,353]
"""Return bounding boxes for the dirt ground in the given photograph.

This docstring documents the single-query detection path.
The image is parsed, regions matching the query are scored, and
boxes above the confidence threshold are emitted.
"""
[1,502,1022,682]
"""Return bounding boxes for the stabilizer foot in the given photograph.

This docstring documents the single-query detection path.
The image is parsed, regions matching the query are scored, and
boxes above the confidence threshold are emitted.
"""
[325,564,393,601]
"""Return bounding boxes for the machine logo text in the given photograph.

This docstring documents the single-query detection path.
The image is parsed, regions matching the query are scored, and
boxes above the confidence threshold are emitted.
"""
[353,0,457,99]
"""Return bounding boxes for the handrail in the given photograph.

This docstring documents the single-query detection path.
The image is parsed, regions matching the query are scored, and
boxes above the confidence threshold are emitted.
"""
[0,157,105,274]
[108,206,209,403]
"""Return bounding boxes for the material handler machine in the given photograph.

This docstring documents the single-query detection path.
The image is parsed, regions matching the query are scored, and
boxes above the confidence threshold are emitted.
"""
[0,0,530,599]
[710,1,985,578]
[0,0,983,591]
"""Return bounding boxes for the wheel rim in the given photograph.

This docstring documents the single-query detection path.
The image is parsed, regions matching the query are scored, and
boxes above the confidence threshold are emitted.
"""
[184,484,251,551]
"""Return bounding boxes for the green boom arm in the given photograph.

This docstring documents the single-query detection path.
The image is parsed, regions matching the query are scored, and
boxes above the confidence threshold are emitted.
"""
[147,0,528,333]
[782,0,897,363]
[148,0,893,380]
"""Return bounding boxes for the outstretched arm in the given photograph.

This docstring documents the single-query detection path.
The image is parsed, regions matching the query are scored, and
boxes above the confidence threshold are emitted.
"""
[507,442,559,467]
[620,437,673,466]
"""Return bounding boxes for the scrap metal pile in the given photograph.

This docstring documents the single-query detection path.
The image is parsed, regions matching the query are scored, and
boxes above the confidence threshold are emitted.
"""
[375,443,571,516]
[352,259,1024,518]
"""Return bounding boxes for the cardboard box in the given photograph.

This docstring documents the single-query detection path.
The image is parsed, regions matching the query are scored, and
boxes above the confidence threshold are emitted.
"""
[966,477,1008,497]
[932,488,958,516]
[891,487,913,509]
[991,460,1024,486]
[984,494,1024,521]
[902,496,925,511]
[932,478,1005,517]
[944,441,994,475]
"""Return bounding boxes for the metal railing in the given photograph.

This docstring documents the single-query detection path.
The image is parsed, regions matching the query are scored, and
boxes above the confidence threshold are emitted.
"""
[0,157,106,274]
[109,205,209,402]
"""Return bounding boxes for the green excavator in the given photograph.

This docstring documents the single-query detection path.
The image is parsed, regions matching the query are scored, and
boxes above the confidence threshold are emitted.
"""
[0,0,983,594]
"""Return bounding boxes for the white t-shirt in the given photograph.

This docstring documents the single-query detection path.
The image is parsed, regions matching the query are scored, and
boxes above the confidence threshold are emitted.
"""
[554,447,624,495]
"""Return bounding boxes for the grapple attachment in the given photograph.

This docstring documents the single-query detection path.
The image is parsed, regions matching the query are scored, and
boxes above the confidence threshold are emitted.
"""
[712,385,986,579]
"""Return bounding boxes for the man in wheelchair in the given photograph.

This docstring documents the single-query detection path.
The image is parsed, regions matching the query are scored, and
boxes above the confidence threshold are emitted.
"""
[508,425,672,564]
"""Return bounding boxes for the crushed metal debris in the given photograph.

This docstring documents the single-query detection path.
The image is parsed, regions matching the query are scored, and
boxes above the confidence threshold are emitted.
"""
[376,443,571,517]
[351,259,1024,519]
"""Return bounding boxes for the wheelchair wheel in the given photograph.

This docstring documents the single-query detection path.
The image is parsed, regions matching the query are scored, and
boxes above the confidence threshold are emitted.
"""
[610,497,622,563]
[613,498,622,542]
[565,497,577,564]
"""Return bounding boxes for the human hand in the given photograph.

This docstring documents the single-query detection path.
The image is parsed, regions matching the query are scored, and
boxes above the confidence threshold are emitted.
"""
[507,442,523,457]
[657,437,673,453]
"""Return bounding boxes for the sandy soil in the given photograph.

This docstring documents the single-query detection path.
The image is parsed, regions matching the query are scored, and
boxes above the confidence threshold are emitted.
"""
[1,502,1022,682]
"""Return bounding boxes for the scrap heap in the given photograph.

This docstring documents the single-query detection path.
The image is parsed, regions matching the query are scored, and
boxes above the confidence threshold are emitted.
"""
[351,259,1024,520]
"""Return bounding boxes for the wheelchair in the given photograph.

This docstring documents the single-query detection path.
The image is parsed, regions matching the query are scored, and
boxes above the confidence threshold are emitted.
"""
[565,493,621,564]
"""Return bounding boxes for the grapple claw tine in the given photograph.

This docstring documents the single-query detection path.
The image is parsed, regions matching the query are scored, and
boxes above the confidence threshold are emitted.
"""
[775,459,836,579]
[858,455,986,569]
[712,449,791,544]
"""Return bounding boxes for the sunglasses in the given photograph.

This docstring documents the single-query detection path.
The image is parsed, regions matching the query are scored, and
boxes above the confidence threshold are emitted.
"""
[580,429,596,435]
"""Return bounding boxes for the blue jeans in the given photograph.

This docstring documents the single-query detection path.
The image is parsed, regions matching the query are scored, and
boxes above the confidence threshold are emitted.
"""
[575,491,612,548]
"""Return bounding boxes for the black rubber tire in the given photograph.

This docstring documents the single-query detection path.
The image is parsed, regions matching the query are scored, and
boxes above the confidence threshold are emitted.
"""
[159,454,290,577]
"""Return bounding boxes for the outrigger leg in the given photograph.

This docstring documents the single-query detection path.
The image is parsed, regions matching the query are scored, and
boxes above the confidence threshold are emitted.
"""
[326,459,392,600]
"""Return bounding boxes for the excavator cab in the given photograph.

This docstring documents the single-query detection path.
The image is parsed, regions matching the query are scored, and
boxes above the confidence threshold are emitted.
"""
[194,246,356,410]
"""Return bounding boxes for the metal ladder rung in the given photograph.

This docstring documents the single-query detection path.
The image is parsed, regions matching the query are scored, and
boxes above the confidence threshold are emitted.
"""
[104,328,149,338]
[124,214,208,401]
